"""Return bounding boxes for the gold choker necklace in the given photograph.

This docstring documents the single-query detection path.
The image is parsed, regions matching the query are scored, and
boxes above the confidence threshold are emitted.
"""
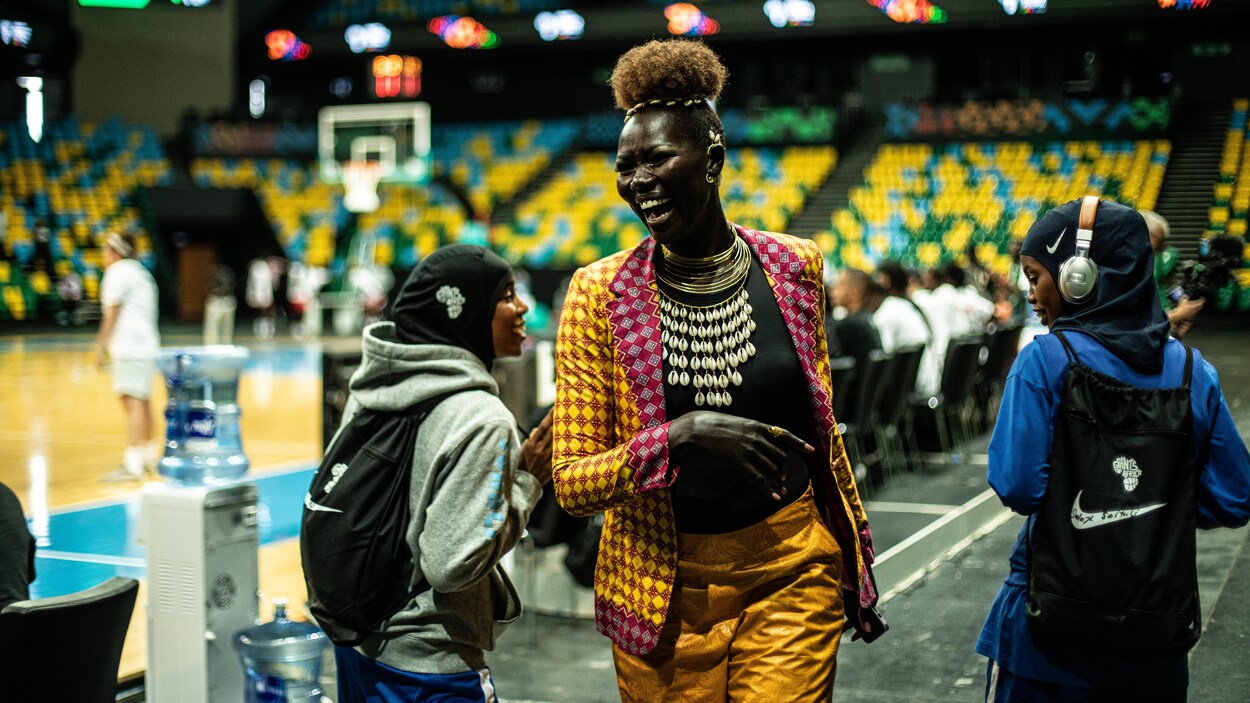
[655,236,750,297]
[660,240,737,267]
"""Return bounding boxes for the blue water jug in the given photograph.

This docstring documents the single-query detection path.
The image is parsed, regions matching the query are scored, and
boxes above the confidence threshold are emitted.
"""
[234,599,330,703]
[157,345,250,484]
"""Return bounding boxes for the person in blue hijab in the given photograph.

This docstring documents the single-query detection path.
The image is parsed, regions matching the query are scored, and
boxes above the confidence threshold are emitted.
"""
[975,198,1250,702]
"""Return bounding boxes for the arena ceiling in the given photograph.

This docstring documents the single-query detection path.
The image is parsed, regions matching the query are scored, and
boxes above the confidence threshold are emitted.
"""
[258,0,1250,56]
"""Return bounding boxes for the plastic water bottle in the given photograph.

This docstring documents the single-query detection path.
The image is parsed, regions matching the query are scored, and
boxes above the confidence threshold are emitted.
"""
[157,345,250,484]
[234,598,330,703]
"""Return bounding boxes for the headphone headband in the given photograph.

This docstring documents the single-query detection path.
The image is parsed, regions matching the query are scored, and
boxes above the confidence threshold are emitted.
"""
[1075,195,1099,258]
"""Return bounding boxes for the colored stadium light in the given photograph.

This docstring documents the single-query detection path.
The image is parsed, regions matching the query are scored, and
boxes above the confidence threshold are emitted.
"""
[763,0,815,27]
[372,55,421,98]
[16,76,43,143]
[866,0,947,24]
[427,15,499,49]
[266,29,311,61]
[345,22,391,53]
[0,19,33,48]
[248,79,265,119]
[999,0,1046,13]
[534,10,585,41]
[665,3,720,36]
[1158,0,1210,8]
[170,0,214,5]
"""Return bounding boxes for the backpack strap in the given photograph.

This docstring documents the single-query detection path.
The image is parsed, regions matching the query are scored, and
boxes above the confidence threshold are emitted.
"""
[1052,330,1080,364]
[904,296,933,343]
[402,389,465,424]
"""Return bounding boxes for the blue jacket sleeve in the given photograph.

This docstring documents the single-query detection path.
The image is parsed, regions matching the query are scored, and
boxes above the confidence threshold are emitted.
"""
[988,340,1059,515]
[1193,357,1250,529]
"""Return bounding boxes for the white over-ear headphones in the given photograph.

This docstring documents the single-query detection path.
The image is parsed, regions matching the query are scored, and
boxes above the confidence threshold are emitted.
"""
[1057,195,1101,304]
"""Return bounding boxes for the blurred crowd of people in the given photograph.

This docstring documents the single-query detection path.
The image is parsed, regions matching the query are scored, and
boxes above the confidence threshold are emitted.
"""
[824,255,1014,397]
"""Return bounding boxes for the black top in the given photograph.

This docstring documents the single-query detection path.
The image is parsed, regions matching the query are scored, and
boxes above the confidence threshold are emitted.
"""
[0,482,35,609]
[659,254,814,534]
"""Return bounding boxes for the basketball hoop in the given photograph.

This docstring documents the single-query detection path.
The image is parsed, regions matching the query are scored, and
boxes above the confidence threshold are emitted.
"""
[342,160,382,214]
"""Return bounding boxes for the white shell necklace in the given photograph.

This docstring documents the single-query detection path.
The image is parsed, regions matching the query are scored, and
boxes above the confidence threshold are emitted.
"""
[656,236,757,408]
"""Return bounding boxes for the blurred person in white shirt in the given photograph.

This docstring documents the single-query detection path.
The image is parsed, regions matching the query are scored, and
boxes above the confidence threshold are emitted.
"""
[911,267,951,392]
[95,232,160,481]
[934,263,994,339]
[874,261,939,396]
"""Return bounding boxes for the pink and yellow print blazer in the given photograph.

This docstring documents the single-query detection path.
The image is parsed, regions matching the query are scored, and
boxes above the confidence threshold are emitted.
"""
[553,224,878,655]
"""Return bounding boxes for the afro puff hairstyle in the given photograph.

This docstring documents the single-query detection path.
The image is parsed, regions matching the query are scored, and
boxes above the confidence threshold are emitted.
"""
[610,39,728,151]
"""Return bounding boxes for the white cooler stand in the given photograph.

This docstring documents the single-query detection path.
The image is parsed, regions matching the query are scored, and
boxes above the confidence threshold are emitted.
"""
[142,482,260,703]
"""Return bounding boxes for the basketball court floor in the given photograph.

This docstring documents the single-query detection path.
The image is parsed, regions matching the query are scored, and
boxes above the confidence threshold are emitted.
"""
[0,330,322,679]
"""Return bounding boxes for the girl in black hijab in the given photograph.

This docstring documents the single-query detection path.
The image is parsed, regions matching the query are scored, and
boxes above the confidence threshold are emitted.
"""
[1016,198,1171,372]
[329,244,554,703]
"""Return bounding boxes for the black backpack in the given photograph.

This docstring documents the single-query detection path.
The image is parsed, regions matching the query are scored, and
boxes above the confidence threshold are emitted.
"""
[300,391,458,647]
[1027,332,1201,655]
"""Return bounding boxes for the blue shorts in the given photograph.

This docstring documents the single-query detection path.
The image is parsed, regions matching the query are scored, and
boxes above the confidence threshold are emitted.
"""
[335,646,498,703]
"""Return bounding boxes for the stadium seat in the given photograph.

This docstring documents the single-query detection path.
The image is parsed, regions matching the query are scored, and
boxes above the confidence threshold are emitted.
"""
[815,139,1170,276]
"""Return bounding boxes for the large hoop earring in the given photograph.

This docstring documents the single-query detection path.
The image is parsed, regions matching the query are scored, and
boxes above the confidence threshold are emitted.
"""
[705,173,716,184]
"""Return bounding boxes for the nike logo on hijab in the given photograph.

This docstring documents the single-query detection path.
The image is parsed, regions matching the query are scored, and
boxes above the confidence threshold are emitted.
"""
[1046,228,1067,254]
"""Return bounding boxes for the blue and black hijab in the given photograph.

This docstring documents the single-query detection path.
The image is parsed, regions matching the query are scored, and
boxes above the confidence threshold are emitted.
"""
[1020,198,1171,374]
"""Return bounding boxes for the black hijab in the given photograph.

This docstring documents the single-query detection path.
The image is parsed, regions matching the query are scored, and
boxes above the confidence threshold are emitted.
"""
[1020,198,1170,374]
[391,244,514,369]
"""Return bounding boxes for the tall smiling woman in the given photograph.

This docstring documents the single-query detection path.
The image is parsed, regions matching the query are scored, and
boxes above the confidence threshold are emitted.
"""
[552,39,883,702]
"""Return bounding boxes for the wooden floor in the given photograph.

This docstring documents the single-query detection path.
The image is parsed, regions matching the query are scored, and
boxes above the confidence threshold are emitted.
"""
[0,330,324,680]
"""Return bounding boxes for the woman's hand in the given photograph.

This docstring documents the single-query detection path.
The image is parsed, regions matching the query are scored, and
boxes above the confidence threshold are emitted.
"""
[668,411,814,500]
[519,408,554,486]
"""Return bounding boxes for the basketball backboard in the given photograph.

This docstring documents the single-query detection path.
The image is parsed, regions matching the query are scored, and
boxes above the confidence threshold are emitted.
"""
[317,102,431,185]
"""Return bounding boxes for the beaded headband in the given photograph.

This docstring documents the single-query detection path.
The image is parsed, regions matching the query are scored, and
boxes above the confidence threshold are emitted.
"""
[624,96,710,122]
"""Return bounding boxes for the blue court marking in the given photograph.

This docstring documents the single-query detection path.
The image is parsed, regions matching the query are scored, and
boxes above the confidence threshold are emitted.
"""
[242,345,322,374]
[29,465,316,599]
[155,345,321,375]
[32,558,147,600]
[0,338,323,376]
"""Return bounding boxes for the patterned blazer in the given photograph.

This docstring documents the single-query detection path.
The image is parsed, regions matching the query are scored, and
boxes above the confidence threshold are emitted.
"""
[553,225,878,655]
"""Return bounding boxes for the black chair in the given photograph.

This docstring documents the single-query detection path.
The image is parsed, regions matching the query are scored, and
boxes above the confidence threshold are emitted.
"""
[828,355,857,422]
[838,351,891,491]
[910,336,985,462]
[871,345,925,476]
[975,324,1022,426]
[0,577,139,703]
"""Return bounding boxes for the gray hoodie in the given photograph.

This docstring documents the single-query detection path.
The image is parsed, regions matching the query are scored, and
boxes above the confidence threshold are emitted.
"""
[341,322,542,674]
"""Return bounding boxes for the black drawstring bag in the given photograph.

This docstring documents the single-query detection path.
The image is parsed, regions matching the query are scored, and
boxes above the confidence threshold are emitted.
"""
[1026,331,1202,655]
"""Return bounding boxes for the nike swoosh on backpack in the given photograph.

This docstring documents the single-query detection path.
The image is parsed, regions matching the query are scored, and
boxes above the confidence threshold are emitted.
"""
[1046,228,1067,254]
[304,492,344,514]
[1070,490,1165,530]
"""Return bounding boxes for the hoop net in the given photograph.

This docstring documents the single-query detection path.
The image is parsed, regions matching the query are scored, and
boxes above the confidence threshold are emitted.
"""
[342,160,382,214]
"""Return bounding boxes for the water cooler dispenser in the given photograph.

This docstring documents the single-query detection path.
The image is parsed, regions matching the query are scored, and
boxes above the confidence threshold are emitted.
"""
[144,345,259,703]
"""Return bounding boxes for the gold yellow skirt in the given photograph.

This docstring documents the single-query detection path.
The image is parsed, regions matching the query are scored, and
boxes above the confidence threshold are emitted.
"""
[612,485,844,703]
